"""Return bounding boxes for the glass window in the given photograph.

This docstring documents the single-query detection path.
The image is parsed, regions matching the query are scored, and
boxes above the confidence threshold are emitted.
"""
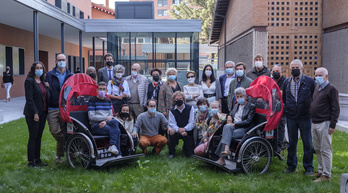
[0,45,5,75]
[177,32,192,60]
[12,47,19,75]
[158,10,167,16]
[158,0,167,6]
[131,33,153,60]
[155,32,175,61]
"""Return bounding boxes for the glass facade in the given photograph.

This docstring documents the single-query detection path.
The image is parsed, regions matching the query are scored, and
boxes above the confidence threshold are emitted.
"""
[107,32,199,83]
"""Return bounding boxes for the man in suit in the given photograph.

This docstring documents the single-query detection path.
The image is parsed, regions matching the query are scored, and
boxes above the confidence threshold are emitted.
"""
[98,53,114,83]
[219,61,236,114]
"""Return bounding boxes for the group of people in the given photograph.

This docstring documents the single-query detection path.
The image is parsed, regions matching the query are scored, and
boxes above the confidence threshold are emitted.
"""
[23,53,340,183]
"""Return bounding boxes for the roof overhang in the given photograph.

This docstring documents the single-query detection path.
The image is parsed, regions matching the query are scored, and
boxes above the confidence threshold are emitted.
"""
[209,0,230,44]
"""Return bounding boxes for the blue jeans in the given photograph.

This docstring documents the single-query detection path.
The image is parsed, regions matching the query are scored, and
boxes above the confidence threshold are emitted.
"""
[91,119,121,154]
[286,117,313,171]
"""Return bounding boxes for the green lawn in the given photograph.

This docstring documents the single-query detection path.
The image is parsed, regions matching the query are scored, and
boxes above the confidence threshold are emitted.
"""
[0,118,347,192]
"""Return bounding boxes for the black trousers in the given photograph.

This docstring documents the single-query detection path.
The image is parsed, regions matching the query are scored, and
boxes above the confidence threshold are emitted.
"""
[221,97,229,114]
[168,132,194,157]
[26,112,47,162]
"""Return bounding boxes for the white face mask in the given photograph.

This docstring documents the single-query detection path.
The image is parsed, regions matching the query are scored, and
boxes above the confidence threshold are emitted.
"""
[115,73,123,79]
[255,61,263,68]
[187,78,195,84]
[131,71,138,77]
[205,70,212,77]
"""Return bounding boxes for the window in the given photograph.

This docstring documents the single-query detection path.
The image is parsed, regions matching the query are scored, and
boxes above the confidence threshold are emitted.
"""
[80,11,84,19]
[158,0,167,7]
[67,3,70,14]
[72,6,75,17]
[55,0,61,8]
[0,45,25,76]
[172,0,182,5]
[158,10,167,16]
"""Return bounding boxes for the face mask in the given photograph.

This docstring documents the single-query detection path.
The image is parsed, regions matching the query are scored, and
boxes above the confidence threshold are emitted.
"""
[291,69,301,77]
[168,75,176,81]
[199,105,207,112]
[58,61,66,69]
[148,108,156,114]
[106,61,113,67]
[226,68,234,75]
[35,70,43,77]
[131,71,138,77]
[89,73,96,79]
[153,75,160,82]
[255,61,263,68]
[272,72,281,79]
[115,73,123,79]
[187,77,195,84]
[6,68,10,71]
[120,112,129,118]
[98,91,106,98]
[237,98,245,105]
[315,76,325,85]
[211,109,219,115]
[205,70,212,77]
[175,99,183,106]
[236,70,244,77]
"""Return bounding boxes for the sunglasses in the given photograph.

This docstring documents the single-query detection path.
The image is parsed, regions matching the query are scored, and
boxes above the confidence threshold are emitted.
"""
[187,76,195,79]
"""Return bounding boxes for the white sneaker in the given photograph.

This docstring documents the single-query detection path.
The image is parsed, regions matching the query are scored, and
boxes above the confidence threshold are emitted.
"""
[108,145,119,154]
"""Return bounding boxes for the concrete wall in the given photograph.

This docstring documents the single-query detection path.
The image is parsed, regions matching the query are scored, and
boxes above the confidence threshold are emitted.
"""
[322,0,348,29]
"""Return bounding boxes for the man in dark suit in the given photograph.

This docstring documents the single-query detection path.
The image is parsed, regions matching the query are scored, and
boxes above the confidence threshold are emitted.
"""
[219,61,236,114]
[98,53,115,83]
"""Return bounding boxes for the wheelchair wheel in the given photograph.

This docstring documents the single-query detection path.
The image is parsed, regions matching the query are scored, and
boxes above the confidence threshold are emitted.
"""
[66,134,94,169]
[240,139,271,174]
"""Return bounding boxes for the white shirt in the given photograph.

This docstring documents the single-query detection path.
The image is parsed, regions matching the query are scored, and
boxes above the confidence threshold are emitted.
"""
[183,85,204,109]
[107,79,131,97]
[168,104,195,132]
[201,81,216,104]
[224,75,235,97]
[234,104,245,123]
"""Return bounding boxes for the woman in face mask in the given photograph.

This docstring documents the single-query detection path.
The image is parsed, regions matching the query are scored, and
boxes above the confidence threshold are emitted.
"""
[86,66,97,82]
[147,68,163,104]
[193,97,210,146]
[2,66,14,102]
[24,61,50,168]
[158,68,183,118]
[183,71,204,110]
[115,104,138,151]
[107,64,131,114]
[200,65,222,105]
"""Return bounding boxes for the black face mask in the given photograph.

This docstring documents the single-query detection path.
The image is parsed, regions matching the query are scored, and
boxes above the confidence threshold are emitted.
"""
[6,68,10,72]
[89,73,96,79]
[106,61,113,67]
[291,69,301,77]
[272,72,281,79]
[153,75,160,82]
[175,99,184,106]
[120,112,129,118]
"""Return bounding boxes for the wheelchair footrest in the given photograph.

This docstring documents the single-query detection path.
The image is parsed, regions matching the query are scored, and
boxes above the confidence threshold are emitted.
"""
[93,135,109,139]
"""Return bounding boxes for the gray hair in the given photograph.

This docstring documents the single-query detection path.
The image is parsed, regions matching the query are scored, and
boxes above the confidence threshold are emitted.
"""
[210,100,221,108]
[290,59,303,68]
[86,66,96,74]
[166,68,177,76]
[235,87,247,96]
[272,64,283,72]
[113,64,125,74]
[315,67,328,76]
[225,61,235,67]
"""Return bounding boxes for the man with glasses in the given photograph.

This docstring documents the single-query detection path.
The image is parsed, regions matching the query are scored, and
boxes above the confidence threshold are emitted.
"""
[46,53,73,163]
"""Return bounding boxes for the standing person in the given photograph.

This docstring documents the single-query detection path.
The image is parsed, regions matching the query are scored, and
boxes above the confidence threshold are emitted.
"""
[107,64,130,114]
[227,62,252,112]
[147,68,164,103]
[167,91,195,158]
[24,62,50,168]
[125,63,149,118]
[97,53,114,83]
[311,68,340,182]
[219,61,236,114]
[200,64,222,105]
[131,99,169,155]
[2,66,14,102]
[271,64,287,153]
[183,71,203,110]
[46,53,73,163]
[86,66,97,82]
[283,59,315,175]
[158,68,183,118]
[75,67,81,73]
[246,54,271,80]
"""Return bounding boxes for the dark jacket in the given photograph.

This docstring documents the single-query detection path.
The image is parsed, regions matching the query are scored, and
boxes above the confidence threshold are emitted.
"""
[273,75,286,91]
[46,67,73,108]
[3,71,14,84]
[246,66,271,80]
[23,77,50,117]
[219,73,236,97]
[230,101,256,131]
[282,75,315,119]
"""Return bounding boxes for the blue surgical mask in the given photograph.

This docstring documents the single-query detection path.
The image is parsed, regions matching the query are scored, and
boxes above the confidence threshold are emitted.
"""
[168,75,176,81]
[35,70,43,77]
[58,61,66,69]
[199,105,207,112]
[237,98,245,105]
[226,68,234,75]
[211,109,219,115]
[316,76,325,85]
[236,70,244,77]
[148,108,156,114]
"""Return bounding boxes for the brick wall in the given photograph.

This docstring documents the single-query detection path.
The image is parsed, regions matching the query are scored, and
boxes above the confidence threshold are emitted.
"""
[322,0,348,29]
[91,8,115,19]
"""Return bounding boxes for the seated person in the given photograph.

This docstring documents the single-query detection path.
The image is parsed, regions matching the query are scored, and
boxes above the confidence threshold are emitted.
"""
[215,87,256,165]
[194,97,210,146]
[131,99,168,155]
[115,104,138,149]
[88,82,121,156]
[194,101,226,156]
[167,91,195,158]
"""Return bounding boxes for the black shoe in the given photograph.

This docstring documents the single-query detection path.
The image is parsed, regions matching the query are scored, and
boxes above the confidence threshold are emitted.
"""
[168,155,175,159]
[35,159,48,167]
[284,168,296,173]
[305,170,314,176]
[28,162,40,168]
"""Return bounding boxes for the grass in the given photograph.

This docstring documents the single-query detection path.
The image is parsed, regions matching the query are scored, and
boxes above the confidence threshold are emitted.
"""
[0,118,347,192]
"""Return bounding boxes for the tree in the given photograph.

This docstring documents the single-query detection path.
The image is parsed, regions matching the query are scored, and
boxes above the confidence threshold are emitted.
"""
[169,0,216,44]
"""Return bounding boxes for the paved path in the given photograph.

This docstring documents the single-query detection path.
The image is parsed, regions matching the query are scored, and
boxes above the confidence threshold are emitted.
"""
[0,96,25,124]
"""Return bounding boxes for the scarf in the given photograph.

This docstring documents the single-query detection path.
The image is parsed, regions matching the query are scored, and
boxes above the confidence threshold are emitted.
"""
[111,77,124,94]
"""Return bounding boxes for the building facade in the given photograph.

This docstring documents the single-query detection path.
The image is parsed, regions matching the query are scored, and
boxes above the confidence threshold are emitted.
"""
[129,0,184,19]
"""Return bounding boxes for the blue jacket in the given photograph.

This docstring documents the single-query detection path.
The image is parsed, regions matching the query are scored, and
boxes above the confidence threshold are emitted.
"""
[282,75,315,119]
[46,67,73,108]
[219,73,236,97]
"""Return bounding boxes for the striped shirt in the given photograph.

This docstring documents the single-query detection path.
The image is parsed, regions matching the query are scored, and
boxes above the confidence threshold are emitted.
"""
[88,96,113,125]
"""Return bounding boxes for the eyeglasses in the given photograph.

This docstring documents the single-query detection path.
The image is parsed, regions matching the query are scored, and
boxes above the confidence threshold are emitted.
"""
[187,76,195,79]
